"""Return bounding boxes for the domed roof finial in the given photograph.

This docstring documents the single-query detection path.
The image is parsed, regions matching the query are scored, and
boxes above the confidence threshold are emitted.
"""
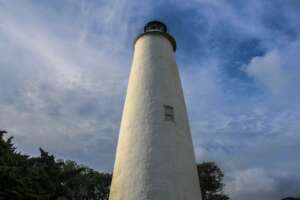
[144,21,167,33]
[133,20,176,51]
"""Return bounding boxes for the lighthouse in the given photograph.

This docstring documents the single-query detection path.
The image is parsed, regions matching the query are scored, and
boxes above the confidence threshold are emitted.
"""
[109,21,202,200]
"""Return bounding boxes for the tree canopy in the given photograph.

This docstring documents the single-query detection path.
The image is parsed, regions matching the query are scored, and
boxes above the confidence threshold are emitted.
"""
[197,161,229,200]
[1,129,232,200]
[0,130,111,200]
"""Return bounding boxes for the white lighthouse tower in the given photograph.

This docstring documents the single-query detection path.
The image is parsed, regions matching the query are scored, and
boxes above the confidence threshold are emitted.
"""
[109,21,202,200]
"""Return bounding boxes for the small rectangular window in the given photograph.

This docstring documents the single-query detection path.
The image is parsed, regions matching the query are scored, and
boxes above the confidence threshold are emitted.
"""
[164,105,174,122]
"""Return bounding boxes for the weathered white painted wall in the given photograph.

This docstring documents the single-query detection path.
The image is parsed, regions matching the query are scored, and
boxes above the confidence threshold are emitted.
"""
[109,32,202,200]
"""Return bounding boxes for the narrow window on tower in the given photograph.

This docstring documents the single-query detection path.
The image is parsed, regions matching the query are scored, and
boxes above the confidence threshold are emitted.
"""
[164,105,174,122]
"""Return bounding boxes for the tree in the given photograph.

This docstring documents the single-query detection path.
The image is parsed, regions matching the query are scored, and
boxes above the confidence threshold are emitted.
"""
[197,162,229,200]
[59,160,111,200]
[0,129,32,200]
[0,130,112,200]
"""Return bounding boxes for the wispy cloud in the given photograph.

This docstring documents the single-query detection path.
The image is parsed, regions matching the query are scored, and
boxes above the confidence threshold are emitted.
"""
[0,0,136,170]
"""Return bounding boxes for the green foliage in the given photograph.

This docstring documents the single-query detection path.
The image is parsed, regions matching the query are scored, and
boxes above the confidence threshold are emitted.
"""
[1,129,232,200]
[197,162,229,200]
[0,130,111,200]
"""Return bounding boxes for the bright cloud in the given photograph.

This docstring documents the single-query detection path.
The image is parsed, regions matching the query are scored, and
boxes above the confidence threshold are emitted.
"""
[244,40,300,95]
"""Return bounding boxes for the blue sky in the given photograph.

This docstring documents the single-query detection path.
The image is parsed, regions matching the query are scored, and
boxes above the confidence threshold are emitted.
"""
[1,0,300,199]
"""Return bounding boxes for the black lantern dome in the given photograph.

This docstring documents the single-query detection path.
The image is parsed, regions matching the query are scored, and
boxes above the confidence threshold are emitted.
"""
[134,20,177,51]
[144,21,167,33]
